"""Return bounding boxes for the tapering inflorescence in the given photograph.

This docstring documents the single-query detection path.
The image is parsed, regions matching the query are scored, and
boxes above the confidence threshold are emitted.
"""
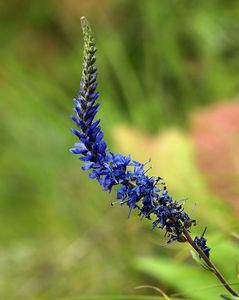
[69,17,211,252]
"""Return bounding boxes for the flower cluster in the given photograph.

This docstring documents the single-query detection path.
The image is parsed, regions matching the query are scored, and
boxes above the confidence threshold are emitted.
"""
[70,17,108,173]
[70,17,211,254]
[194,228,211,258]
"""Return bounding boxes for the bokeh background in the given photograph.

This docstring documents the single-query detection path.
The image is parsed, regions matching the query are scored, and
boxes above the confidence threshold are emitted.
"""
[0,1,239,299]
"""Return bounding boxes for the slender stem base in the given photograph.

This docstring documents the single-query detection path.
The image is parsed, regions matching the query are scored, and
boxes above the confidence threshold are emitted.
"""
[183,228,239,297]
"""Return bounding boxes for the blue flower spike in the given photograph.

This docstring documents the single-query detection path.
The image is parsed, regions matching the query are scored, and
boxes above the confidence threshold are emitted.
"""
[69,17,239,298]
[70,16,206,250]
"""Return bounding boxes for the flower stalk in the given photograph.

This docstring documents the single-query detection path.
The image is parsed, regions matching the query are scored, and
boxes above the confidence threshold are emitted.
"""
[69,16,239,298]
[183,229,239,297]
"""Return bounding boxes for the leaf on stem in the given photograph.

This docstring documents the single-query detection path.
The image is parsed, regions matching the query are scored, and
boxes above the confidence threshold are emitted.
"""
[221,295,239,299]
[190,250,213,272]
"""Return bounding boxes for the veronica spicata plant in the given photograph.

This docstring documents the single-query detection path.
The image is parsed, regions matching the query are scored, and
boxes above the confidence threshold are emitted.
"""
[69,16,239,299]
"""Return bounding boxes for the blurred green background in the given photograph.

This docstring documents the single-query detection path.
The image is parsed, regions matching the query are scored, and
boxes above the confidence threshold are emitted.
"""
[0,0,239,299]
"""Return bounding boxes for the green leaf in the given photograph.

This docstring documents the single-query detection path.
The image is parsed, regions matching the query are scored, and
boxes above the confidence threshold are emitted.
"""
[221,295,239,299]
[135,256,226,300]
[190,250,213,272]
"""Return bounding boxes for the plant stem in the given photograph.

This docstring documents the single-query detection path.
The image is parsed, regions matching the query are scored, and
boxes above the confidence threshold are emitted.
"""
[128,180,238,296]
[183,228,239,297]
